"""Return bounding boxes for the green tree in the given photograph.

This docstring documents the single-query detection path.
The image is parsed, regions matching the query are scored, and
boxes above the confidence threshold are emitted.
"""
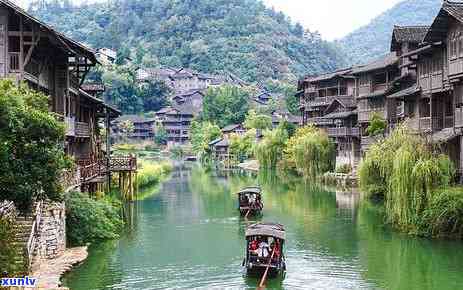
[118,120,134,141]
[366,113,387,136]
[201,85,250,128]
[244,110,272,130]
[254,127,288,169]
[0,80,68,210]
[154,121,168,145]
[190,121,222,161]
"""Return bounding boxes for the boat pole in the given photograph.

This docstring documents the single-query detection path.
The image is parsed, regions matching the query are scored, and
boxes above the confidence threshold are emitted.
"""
[258,248,276,289]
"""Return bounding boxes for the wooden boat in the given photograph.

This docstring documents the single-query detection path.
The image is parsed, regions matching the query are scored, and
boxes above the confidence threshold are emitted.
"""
[243,223,286,278]
[237,186,263,216]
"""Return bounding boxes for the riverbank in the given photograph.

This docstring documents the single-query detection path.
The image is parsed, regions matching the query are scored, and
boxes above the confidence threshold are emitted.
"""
[31,247,88,289]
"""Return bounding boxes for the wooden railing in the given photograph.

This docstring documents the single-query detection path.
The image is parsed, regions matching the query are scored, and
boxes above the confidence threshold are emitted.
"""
[444,116,454,128]
[79,161,102,182]
[372,83,387,92]
[326,127,360,137]
[60,167,81,191]
[109,155,137,172]
[65,117,75,137]
[420,117,432,131]
[9,52,20,72]
[456,108,463,128]
[306,117,333,126]
[75,122,90,137]
[26,201,43,271]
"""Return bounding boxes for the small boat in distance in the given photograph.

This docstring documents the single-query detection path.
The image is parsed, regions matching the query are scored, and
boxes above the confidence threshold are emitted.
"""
[243,223,286,279]
[237,186,263,217]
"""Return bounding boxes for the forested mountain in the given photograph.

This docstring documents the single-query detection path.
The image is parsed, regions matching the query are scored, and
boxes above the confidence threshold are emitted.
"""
[28,0,346,83]
[338,0,441,64]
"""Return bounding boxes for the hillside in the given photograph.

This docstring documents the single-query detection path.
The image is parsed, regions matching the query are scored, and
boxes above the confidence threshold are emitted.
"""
[28,0,346,83]
[338,0,441,64]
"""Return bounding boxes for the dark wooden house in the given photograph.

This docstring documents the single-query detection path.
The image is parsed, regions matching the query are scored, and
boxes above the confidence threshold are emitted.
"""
[0,1,136,193]
[298,68,360,170]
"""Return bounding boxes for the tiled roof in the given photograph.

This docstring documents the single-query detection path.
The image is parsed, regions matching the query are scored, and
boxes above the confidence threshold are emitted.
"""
[115,115,155,124]
[443,0,463,23]
[392,26,429,43]
[351,53,398,75]
[307,67,353,83]
[321,110,357,120]
[425,1,463,43]
[222,124,242,132]
[387,85,420,99]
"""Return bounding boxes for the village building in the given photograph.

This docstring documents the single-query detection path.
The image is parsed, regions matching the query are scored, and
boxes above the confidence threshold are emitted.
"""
[222,124,246,138]
[297,68,360,170]
[112,115,156,141]
[137,67,247,93]
[297,0,463,178]
[0,0,133,194]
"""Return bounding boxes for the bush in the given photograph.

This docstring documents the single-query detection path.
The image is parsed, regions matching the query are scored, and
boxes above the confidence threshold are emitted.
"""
[254,127,288,169]
[65,192,123,246]
[359,124,457,233]
[422,188,463,238]
[136,160,173,189]
[284,126,335,179]
[365,113,387,136]
[0,80,68,210]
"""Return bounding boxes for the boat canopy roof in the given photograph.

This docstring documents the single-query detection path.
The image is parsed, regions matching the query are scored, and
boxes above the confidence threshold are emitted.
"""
[245,223,286,240]
[237,186,262,195]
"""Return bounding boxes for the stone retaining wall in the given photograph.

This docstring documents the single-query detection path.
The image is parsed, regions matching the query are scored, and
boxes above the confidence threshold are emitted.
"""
[36,202,66,263]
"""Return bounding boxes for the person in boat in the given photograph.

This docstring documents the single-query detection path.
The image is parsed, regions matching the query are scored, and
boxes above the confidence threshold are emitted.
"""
[270,240,281,262]
[248,193,256,209]
[258,239,270,261]
[249,239,259,255]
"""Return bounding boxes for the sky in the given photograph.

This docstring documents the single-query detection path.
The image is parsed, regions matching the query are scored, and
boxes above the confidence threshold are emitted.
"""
[262,0,404,40]
[14,0,404,40]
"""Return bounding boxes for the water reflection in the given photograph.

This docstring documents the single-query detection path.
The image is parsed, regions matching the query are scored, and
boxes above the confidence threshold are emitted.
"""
[64,165,463,290]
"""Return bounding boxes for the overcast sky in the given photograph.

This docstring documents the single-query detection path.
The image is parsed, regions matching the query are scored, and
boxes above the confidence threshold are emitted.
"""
[14,0,404,40]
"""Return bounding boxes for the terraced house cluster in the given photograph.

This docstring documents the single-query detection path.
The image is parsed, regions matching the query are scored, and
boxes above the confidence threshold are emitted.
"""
[297,0,463,178]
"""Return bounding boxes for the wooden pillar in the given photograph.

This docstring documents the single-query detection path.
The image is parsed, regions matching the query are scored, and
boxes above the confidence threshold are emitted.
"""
[430,94,434,132]
[19,17,23,78]
[106,108,111,193]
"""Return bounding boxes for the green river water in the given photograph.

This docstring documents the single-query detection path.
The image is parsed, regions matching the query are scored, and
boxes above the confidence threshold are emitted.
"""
[63,164,463,290]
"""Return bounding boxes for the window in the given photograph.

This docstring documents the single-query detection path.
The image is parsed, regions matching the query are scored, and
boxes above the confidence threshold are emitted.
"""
[459,32,463,57]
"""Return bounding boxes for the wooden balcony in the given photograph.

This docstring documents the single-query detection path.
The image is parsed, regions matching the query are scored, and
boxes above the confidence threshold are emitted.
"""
[420,117,432,131]
[326,127,360,138]
[444,116,454,128]
[372,83,387,92]
[306,117,333,126]
[75,122,90,137]
[65,117,76,137]
[361,136,382,152]
[456,108,463,128]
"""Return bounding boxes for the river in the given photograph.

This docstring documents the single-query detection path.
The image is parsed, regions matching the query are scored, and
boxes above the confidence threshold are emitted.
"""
[63,164,463,290]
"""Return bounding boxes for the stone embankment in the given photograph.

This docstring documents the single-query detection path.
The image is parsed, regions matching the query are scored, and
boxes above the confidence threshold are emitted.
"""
[30,246,88,290]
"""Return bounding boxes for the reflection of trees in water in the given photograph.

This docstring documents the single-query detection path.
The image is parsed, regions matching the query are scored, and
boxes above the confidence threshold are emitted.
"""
[63,241,122,290]
[355,201,463,290]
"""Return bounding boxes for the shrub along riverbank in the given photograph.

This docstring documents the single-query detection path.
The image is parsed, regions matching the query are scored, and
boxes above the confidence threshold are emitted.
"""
[66,159,173,246]
[136,160,173,190]
[359,125,463,238]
